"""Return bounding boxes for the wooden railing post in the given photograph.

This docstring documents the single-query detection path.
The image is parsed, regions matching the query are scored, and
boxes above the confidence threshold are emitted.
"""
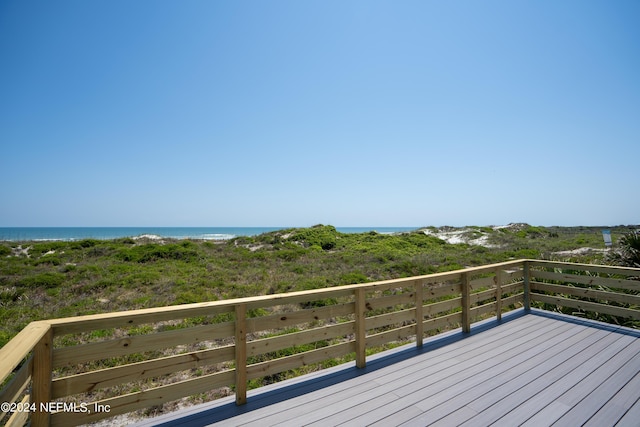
[523,261,531,311]
[234,303,247,405]
[355,288,367,368]
[415,280,424,347]
[494,268,503,321]
[461,272,471,333]
[31,326,53,427]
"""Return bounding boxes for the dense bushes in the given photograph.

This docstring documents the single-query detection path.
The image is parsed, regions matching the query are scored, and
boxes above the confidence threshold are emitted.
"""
[0,245,11,257]
[19,272,65,288]
[116,242,201,263]
[290,225,338,250]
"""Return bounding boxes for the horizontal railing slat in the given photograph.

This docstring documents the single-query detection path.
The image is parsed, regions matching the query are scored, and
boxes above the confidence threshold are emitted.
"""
[470,301,498,319]
[0,356,32,415]
[366,324,416,348]
[5,395,30,427]
[367,308,416,331]
[245,288,357,310]
[471,287,498,305]
[359,278,419,294]
[424,282,462,300]
[501,292,524,308]
[528,260,640,277]
[530,293,640,320]
[246,341,355,380]
[50,370,236,427]
[470,275,495,291]
[424,297,461,317]
[248,322,355,358]
[246,302,353,332]
[501,281,524,295]
[504,270,524,281]
[48,305,235,335]
[365,292,415,311]
[423,311,463,331]
[53,322,235,368]
[530,269,640,292]
[530,282,640,306]
[52,345,235,398]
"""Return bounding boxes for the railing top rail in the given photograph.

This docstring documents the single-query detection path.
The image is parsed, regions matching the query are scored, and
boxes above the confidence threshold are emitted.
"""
[0,321,50,381]
[526,259,640,275]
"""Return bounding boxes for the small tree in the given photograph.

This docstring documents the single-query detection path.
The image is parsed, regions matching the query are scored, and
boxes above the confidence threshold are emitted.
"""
[607,230,640,268]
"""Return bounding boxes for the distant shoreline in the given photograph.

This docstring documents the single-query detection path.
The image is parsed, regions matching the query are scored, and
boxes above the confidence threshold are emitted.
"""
[0,226,419,242]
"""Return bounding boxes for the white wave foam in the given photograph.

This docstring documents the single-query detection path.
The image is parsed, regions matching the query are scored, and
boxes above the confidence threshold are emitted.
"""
[133,234,163,240]
[199,234,236,240]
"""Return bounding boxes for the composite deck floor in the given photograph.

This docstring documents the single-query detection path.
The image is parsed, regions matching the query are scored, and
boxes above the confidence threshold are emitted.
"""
[135,309,640,427]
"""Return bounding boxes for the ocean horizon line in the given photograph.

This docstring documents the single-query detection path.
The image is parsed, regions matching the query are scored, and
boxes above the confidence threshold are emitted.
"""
[0,226,421,242]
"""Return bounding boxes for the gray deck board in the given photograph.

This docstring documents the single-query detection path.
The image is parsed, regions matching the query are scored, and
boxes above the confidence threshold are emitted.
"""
[133,309,640,427]
[400,323,612,426]
[615,394,640,427]
[522,339,640,426]
[552,347,640,426]
[584,371,640,426]
[496,333,636,426]
[461,333,637,426]
[350,320,591,426]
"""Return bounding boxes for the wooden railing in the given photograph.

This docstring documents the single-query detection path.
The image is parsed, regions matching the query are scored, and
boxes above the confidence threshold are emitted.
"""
[0,260,638,426]
[528,260,640,321]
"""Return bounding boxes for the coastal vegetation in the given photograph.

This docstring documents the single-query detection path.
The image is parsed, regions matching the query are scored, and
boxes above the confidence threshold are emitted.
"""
[606,230,640,268]
[0,223,635,348]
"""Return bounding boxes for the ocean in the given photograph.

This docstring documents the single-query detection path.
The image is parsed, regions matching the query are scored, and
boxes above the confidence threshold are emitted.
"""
[0,227,419,242]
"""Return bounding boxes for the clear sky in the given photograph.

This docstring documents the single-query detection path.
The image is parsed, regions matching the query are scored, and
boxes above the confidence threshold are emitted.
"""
[1,1,638,227]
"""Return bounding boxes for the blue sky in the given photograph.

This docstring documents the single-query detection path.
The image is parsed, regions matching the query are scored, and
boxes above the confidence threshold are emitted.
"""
[1,1,638,227]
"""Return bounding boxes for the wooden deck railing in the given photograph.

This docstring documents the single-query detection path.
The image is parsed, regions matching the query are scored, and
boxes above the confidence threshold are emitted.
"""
[0,260,638,426]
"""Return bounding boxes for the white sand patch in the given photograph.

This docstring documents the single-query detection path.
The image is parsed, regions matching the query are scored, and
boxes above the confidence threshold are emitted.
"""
[133,234,163,240]
[422,229,466,244]
[553,247,609,256]
[422,229,498,248]
[492,225,511,230]
[492,223,529,232]
[11,245,32,257]
[470,235,494,247]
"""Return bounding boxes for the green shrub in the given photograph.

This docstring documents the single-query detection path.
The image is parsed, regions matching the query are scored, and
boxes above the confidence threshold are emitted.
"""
[338,271,369,285]
[291,225,339,251]
[0,286,19,303]
[516,226,546,239]
[607,230,640,268]
[19,272,65,288]
[33,256,61,266]
[116,243,200,263]
[301,298,338,309]
[276,248,307,261]
[114,237,136,245]
[76,239,100,248]
[0,330,13,348]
